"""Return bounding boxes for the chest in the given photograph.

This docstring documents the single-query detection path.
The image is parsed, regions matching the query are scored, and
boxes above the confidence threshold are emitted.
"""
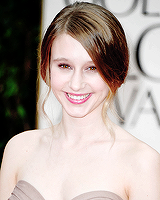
[17,145,127,200]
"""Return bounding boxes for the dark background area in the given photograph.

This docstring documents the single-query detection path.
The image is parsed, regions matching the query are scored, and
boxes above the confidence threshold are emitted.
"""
[0,0,42,162]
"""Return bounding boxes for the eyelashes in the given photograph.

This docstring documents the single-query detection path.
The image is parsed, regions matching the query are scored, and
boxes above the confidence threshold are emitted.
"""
[58,64,71,69]
[88,66,97,71]
[58,63,97,72]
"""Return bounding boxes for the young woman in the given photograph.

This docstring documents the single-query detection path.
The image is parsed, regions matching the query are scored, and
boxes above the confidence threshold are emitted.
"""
[0,2,160,200]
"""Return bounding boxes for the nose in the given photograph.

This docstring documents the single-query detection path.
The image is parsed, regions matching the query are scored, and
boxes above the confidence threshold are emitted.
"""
[69,70,85,91]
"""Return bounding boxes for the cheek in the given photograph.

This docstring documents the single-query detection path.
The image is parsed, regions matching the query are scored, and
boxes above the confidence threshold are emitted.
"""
[92,78,109,94]
[50,71,64,91]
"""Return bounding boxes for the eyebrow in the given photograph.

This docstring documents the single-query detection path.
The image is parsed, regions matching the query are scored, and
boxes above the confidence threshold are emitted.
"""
[52,57,95,65]
[52,57,68,62]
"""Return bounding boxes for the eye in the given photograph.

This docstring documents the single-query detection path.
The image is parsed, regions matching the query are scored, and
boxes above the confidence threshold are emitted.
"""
[87,66,97,71]
[58,64,72,69]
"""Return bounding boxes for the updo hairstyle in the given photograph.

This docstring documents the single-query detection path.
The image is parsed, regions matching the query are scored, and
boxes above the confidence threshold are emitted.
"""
[39,1,129,122]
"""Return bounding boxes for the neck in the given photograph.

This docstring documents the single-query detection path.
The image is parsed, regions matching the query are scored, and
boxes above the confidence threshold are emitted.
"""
[56,108,111,146]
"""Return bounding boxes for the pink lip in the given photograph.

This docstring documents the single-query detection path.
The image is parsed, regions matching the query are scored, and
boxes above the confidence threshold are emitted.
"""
[65,92,92,104]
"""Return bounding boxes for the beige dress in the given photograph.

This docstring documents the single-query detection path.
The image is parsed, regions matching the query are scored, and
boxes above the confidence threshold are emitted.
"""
[9,180,123,200]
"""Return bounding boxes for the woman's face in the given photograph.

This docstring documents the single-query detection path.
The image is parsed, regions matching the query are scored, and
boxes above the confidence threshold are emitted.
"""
[50,34,109,118]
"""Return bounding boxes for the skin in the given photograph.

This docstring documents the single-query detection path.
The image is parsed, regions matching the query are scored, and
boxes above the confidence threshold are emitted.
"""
[0,34,160,200]
[50,34,110,119]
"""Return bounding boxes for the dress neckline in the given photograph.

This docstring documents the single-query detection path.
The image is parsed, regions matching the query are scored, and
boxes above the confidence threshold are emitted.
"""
[16,180,123,200]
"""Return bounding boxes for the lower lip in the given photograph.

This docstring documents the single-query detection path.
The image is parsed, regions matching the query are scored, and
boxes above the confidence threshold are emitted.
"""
[65,93,92,104]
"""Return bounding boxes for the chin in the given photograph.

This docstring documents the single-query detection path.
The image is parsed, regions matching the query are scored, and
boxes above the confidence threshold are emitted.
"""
[66,111,88,119]
[64,107,91,119]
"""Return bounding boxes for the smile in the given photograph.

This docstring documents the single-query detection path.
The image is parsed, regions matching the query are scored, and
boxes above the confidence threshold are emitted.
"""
[65,93,92,104]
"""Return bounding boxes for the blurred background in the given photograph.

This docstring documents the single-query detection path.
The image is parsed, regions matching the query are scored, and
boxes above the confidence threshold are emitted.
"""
[0,0,42,160]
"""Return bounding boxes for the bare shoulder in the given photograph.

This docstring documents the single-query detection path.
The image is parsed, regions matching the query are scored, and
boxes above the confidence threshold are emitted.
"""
[3,129,45,155]
[2,128,52,165]
[0,128,52,199]
[128,141,160,199]
[129,138,160,174]
[129,140,160,199]
[115,125,160,199]
[115,124,160,163]
[133,138,160,177]
[122,129,160,169]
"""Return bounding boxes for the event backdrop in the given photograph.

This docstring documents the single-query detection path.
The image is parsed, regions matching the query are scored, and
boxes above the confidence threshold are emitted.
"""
[38,0,160,153]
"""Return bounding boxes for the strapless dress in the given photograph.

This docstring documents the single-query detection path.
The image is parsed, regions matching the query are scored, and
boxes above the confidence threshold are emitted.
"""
[9,180,123,200]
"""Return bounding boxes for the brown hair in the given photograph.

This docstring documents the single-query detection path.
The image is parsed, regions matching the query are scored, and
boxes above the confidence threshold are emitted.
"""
[39,1,129,121]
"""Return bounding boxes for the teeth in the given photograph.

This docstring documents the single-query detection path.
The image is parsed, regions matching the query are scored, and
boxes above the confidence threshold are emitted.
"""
[67,93,89,100]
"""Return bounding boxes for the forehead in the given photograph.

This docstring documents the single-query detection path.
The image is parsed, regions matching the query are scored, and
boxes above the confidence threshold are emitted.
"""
[51,34,92,62]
